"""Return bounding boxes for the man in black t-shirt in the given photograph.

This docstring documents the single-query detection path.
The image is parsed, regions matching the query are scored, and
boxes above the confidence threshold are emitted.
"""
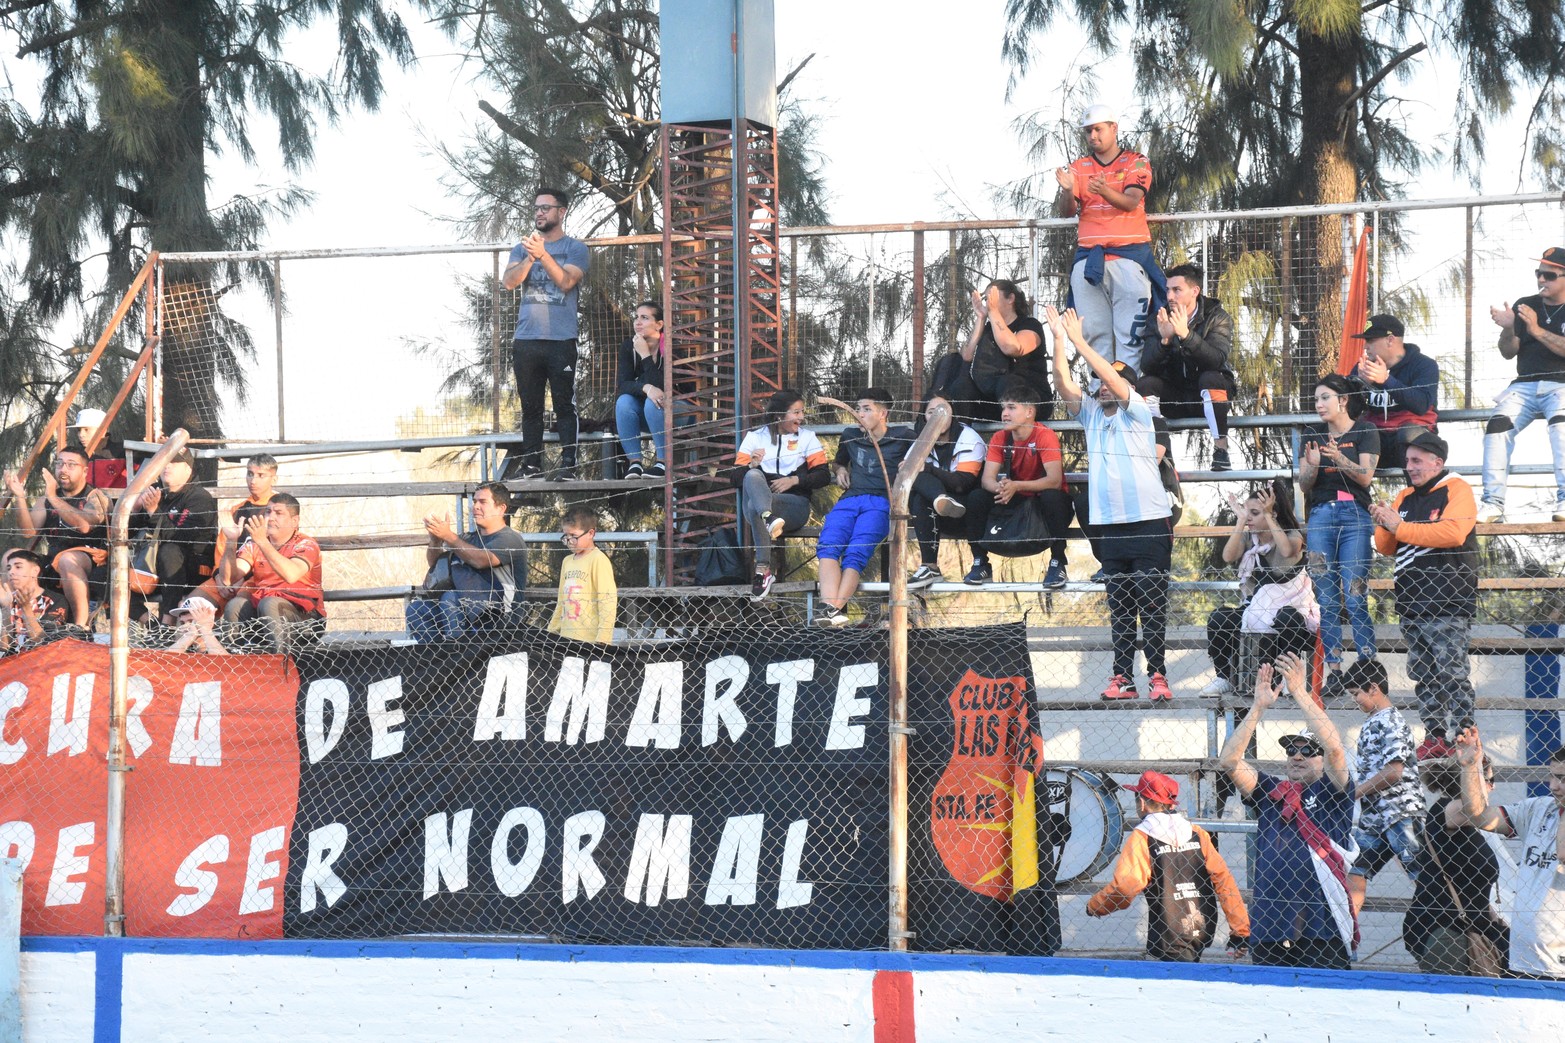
[1480,246,1565,522]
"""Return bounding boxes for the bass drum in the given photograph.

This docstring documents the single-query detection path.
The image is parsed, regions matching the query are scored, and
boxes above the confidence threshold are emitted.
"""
[1041,768,1125,884]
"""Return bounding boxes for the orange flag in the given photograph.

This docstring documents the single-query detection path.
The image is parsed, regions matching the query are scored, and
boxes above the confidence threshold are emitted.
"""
[1337,224,1372,376]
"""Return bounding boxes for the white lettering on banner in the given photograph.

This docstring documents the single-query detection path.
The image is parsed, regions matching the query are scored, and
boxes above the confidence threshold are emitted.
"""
[702,656,749,746]
[474,652,528,742]
[777,819,815,909]
[424,809,474,899]
[299,823,350,913]
[0,682,26,765]
[303,679,350,764]
[367,677,406,760]
[546,658,609,745]
[624,662,682,749]
[490,807,546,897]
[124,675,154,758]
[0,822,35,872]
[826,663,877,751]
[240,827,286,915]
[767,660,813,747]
[624,814,692,907]
[168,681,222,767]
[47,672,93,757]
[167,835,229,917]
[561,810,606,903]
[705,814,763,907]
[45,822,94,907]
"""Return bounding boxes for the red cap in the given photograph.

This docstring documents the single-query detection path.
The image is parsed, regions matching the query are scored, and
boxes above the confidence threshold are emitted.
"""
[1125,770,1179,805]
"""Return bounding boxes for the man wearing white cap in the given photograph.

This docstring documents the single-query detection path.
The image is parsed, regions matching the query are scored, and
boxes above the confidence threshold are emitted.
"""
[1054,103,1167,374]
[68,407,127,491]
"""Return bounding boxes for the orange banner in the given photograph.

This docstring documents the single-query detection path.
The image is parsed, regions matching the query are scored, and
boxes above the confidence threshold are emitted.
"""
[1337,225,1372,376]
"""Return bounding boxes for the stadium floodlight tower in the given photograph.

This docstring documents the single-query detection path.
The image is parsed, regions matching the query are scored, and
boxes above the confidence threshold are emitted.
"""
[659,0,782,582]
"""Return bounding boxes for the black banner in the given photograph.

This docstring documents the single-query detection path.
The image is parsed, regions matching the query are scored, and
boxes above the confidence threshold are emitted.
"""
[283,626,893,947]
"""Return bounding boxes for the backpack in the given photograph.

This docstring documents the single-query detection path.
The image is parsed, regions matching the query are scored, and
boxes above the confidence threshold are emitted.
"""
[694,527,747,586]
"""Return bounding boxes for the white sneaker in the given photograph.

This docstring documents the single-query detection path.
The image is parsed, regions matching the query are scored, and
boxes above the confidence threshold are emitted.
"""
[933,494,966,519]
[1553,502,1565,523]
[1476,502,1504,524]
[1200,677,1234,697]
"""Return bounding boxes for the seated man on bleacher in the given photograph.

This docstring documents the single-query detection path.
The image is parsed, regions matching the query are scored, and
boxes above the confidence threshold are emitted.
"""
[407,482,527,641]
[815,387,916,626]
[69,407,128,493]
[128,446,218,624]
[1351,313,1440,471]
[1138,263,1238,471]
[5,446,111,628]
[220,492,324,652]
[1,549,67,654]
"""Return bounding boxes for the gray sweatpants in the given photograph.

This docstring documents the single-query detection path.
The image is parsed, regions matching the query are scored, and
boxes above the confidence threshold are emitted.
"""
[1070,254,1154,373]
[1404,616,1476,734]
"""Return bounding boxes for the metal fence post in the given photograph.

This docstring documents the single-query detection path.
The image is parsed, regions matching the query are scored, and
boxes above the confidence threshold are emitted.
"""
[274,259,286,441]
[105,430,190,937]
[1465,206,1475,409]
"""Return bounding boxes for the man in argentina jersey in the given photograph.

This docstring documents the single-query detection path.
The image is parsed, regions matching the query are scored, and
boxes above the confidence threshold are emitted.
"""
[1048,305,1173,703]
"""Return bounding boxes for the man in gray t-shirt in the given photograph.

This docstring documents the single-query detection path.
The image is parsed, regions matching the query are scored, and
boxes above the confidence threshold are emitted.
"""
[503,186,590,481]
[406,483,528,641]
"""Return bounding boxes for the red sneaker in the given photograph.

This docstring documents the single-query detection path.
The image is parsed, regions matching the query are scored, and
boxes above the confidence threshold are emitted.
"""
[1148,672,1173,702]
[1101,674,1139,701]
[1416,733,1454,760]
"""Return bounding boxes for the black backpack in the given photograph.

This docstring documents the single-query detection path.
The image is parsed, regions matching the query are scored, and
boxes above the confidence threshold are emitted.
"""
[694,527,747,586]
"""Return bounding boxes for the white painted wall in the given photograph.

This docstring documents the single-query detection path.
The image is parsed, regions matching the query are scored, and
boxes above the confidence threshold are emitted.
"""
[17,942,1565,1043]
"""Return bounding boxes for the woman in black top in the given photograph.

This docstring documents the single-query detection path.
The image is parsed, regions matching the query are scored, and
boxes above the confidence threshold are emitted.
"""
[614,301,668,479]
[1403,757,1509,975]
[930,279,1052,423]
[1297,373,1381,693]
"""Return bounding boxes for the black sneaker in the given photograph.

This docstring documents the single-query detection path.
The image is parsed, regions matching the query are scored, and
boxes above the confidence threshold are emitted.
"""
[550,465,578,482]
[623,462,644,480]
[1043,557,1067,590]
[645,462,666,480]
[963,559,992,585]
[1090,567,1107,583]
[1212,447,1233,472]
[763,511,786,540]
[751,569,774,600]
[908,564,942,588]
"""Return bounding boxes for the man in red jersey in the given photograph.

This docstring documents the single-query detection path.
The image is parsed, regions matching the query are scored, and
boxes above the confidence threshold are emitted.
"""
[1055,103,1167,374]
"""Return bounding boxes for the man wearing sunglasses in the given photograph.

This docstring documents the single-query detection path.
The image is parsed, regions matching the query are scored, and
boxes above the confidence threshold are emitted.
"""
[1479,247,1565,522]
[502,187,590,482]
[1219,652,1358,968]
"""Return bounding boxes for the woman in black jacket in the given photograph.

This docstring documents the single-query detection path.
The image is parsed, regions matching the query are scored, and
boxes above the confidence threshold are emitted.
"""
[614,301,669,478]
[1402,757,1509,975]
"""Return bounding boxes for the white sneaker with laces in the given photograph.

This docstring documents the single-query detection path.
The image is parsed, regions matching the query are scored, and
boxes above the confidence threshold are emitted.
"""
[1200,677,1234,697]
[1477,502,1504,524]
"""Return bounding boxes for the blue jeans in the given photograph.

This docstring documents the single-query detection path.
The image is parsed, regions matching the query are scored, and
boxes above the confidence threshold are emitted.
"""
[1351,818,1422,881]
[615,393,667,465]
[406,591,493,642]
[1480,380,1565,508]
[1306,499,1375,664]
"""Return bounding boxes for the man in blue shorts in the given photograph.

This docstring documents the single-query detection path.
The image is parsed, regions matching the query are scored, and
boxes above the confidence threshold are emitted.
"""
[816,388,915,625]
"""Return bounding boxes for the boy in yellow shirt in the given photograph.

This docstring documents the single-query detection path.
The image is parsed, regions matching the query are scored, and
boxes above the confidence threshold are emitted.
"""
[547,506,616,643]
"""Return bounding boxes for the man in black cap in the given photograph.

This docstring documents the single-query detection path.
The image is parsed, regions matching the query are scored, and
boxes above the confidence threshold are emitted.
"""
[1352,313,1440,471]
[1480,246,1565,522]
[1369,429,1477,759]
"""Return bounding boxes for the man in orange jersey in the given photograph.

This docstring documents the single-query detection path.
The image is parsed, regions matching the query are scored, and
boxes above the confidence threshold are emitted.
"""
[1055,103,1167,374]
[1087,771,1249,962]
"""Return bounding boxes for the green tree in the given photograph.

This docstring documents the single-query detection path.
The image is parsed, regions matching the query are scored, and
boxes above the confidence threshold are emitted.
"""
[1001,0,1565,393]
[0,1,413,446]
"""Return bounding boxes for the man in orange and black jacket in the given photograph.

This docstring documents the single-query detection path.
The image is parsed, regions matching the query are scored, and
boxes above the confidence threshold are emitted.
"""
[1086,771,1249,961]
[1370,430,1478,759]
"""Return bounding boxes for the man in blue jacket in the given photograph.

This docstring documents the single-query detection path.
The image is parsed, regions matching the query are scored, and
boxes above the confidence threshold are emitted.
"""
[1353,313,1439,470]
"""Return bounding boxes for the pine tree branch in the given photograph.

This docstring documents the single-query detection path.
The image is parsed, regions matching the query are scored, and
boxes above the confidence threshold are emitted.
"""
[15,14,123,57]
[476,98,633,225]
[0,0,51,18]
[1343,42,1427,110]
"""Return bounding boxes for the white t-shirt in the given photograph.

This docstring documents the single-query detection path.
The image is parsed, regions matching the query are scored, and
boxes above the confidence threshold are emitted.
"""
[1501,796,1565,976]
[1077,393,1170,525]
[930,425,986,473]
[735,426,828,478]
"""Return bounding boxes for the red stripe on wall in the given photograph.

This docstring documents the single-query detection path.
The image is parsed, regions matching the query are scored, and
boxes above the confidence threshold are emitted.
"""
[872,969,915,1043]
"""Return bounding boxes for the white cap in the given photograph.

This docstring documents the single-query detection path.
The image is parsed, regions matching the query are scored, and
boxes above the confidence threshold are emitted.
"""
[1081,103,1118,128]
[171,595,218,617]
[71,407,107,429]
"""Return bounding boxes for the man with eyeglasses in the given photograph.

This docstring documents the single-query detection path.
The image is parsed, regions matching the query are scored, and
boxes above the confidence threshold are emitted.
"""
[502,187,590,481]
[1453,726,1565,978]
[1219,652,1358,969]
[5,447,111,627]
[1479,247,1565,522]
[406,482,526,641]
